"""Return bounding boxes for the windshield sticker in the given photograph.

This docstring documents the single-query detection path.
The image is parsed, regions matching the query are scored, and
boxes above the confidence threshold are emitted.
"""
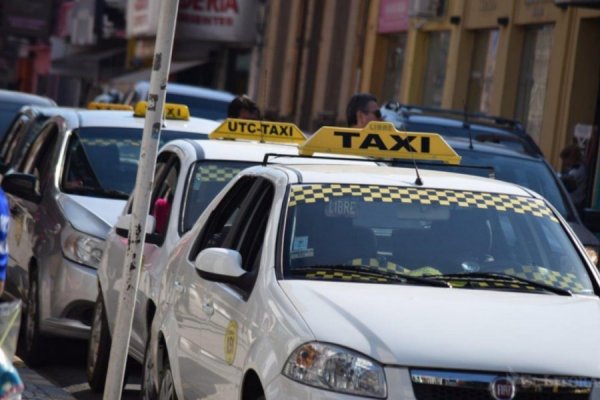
[288,184,558,223]
[290,249,314,260]
[325,199,358,218]
[293,236,309,251]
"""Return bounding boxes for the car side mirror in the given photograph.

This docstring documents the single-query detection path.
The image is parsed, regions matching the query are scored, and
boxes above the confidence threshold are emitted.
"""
[115,214,159,243]
[581,208,600,233]
[1,173,41,203]
[194,248,256,291]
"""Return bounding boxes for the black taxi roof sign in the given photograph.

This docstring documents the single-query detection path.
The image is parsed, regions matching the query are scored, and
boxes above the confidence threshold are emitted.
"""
[210,118,306,145]
[300,121,461,165]
[133,101,190,120]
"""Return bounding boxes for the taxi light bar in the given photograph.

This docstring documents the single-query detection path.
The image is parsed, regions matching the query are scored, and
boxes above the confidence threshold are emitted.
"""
[87,102,134,111]
[299,121,461,165]
[133,101,190,120]
[210,118,306,145]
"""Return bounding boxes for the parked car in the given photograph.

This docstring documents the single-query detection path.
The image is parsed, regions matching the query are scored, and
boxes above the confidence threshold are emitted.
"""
[124,81,235,121]
[0,104,218,366]
[0,90,56,139]
[0,105,68,179]
[143,123,600,399]
[382,103,600,264]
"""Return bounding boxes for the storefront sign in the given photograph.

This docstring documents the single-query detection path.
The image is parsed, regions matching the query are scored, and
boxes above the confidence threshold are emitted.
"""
[1,0,52,38]
[177,0,259,43]
[127,0,160,37]
[378,0,410,33]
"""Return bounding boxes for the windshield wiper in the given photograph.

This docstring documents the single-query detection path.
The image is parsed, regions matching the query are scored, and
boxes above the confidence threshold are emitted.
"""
[429,272,572,296]
[291,265,451,288]
[64,185,130,200]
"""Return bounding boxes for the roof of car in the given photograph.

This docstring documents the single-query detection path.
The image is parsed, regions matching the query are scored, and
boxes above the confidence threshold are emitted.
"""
[134,81,235,102]
[0,89,57,106]
[54,109,219,133]
[444,136,543,161]
[255,163,535,197]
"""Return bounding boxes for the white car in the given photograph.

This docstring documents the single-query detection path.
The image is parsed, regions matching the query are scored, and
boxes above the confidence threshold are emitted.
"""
[144,122,600,399]
[1,103,217,366]
[88,119,309,391]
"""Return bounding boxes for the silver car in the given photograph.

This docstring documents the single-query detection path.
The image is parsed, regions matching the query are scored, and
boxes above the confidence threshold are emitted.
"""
[1,106,216,365]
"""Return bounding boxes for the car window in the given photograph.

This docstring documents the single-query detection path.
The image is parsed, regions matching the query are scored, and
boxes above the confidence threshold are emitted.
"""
[149,154,180,238]
[165,93,230,121]
[189,176,258,260]
[282,184,593,295]
[2,116,49,168]
[0,115,28,164]
[181,161,254,233]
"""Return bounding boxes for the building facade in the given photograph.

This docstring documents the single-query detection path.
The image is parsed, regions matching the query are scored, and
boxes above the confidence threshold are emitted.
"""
[257,0,600,208]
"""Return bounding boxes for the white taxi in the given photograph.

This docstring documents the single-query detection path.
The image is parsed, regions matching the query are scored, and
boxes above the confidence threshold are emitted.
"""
[0,102,216,366]
[144,122,600,399]
[88,119,309,391]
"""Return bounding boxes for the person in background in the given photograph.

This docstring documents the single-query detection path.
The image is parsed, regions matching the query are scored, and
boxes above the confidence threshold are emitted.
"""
[227,95,261,120]
[346,93,383,128]
[559,143,587,211]
[0,187,8,297]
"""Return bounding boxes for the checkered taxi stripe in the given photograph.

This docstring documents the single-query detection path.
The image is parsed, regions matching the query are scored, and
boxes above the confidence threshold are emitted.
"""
[288,184,558,222]
[304,259,583,292]
[196,165,242,182]
[81,138,141,147]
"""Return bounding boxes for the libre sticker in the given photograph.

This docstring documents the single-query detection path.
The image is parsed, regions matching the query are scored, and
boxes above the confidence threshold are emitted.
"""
[224,320,238,365]
[325,199,358,218]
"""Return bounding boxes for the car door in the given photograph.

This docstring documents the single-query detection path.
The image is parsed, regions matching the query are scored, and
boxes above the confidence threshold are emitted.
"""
[171,176,274,398]
[5,123,59,299]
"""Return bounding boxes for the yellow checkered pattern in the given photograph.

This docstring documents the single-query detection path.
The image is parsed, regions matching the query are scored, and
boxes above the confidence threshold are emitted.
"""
[503,266,585,292]
[288,184,558,222]
[81,138,141,147]
[197,165,242,182]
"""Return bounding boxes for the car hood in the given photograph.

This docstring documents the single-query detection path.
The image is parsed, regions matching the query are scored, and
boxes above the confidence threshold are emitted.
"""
[279,280,600,377]
[59,194,126,238]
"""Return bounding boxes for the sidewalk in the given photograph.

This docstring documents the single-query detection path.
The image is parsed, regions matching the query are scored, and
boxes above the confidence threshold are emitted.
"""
[13,357,76,400]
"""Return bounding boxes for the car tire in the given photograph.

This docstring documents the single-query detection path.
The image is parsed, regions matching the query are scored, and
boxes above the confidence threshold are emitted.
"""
[86,292,111,392]
[141,333,158,400]
[20,272,47,367]
[158,354,177,400]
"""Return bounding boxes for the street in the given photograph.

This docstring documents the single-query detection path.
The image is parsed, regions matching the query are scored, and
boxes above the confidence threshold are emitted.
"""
[17,337,141,400]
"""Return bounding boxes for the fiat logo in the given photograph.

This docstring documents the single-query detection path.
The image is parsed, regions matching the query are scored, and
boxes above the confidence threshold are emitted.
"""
[490,377,516,400]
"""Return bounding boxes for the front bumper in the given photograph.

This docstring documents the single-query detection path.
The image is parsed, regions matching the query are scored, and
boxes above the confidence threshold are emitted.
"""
[38,257,97,340]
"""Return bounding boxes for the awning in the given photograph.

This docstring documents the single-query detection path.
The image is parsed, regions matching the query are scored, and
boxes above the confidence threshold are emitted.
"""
[109,60,206,85]
[51,48,126,80]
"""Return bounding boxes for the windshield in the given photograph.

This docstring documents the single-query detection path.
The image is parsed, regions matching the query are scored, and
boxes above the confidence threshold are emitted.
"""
[181,161,254,232]
[61,127,207,198]
[282,184,593,295]
[166,93,230,121]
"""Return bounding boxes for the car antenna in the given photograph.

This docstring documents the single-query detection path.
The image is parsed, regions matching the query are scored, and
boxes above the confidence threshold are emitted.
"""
[412,158,423,186]
[463,101,473,150]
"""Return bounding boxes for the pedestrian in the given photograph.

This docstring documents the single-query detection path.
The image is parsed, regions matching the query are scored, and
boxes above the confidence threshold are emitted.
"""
[227,94,261,120]
[0,187,8,298]
[559,143,587,210]
[346,93,383,128]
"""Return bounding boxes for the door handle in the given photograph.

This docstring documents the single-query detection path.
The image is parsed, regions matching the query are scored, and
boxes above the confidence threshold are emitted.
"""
[174,281,184,293]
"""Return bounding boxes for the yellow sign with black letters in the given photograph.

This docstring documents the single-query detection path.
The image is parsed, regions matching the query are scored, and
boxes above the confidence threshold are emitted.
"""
[300,121,461,165]
[210,118,306,144]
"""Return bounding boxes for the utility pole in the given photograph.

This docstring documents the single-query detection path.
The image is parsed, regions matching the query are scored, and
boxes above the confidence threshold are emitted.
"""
[103,0,180,398]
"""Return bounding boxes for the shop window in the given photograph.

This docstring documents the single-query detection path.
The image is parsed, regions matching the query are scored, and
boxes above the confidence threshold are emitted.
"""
[467,29,498,114]
[422,30,450,107]
[514,24,554,143]
[381,33,407,103]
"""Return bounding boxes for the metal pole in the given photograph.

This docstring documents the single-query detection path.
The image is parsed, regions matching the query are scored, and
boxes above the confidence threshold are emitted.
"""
[103,0,180,398]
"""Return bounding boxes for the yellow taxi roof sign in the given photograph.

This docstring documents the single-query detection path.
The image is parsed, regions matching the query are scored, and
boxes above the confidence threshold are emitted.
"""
[87,102,134,111]
[300,121,461,165]
[210,118,306,145]
[133,101,190,120]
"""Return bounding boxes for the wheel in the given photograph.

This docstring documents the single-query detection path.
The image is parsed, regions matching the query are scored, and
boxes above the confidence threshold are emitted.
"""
[141,333,158,400]
[20,272,47,366]
[86,292,111,392]
[158,355,178,400]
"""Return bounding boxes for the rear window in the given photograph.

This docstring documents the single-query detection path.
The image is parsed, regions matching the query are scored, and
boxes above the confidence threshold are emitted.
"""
[166,93,230,121]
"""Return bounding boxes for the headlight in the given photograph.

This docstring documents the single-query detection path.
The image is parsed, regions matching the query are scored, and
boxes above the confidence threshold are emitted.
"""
[282,342,387,398]
[62,226,105,269]
[584,246,598,265]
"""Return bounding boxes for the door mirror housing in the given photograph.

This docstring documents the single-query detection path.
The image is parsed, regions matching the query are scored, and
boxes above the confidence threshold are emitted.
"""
[2,173,41,203]
[194,248,254,292]
[115,214,160,244]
